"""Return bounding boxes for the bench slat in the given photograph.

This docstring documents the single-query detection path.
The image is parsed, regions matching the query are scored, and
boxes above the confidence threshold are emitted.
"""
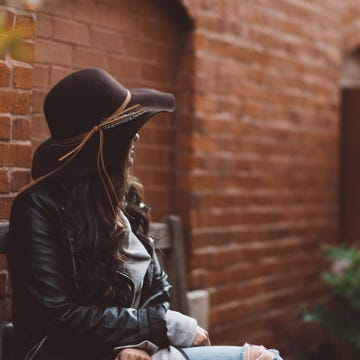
[149,222,171,250]
[0,222,9,254]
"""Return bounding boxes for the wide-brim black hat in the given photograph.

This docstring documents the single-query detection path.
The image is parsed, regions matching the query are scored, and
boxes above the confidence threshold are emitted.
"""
[30,68,175,183]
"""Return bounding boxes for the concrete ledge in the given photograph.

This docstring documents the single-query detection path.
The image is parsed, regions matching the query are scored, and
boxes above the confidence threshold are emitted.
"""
[187,289,209,330]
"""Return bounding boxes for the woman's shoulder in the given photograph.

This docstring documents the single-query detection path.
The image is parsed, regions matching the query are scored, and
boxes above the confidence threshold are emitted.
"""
[11,180,67,217]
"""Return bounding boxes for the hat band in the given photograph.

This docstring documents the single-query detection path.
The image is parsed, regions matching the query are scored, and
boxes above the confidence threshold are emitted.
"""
[54,89,136,156]
[19,89,142,195]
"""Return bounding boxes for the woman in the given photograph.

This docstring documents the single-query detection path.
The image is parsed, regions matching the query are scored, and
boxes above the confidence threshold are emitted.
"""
[7,68,283,360]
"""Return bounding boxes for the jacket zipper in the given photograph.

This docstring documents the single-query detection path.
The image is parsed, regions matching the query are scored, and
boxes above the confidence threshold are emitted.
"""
[24,336,47,360]
[66,228,80,290]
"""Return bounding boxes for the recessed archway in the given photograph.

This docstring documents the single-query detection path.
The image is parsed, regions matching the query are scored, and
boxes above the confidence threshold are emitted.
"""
[340,46,360,242]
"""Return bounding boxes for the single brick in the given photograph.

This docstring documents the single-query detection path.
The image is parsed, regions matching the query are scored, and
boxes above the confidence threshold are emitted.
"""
[31,114,50,141]
[73,2,132,32]
[13,64,34,89]
[107,56,141,79]
[49,66,70,87]
[0,170,9,193]
[10,40,35,64]
[12,117,31,141]
[0,10,14,30]
[10,170,31,192]
[123,36,156,60]
[15,14,36,38]
[53,17,89,45]
[32,88,47,113]
[0,61,10,86]
[40,0,74,18]
[35,39,72,66]
[35,12,53,38]
[141,63,173,85]
[13,91,32,114]
[34,64,50,88]
[0,143,31,167]
[89,26,124,53]
[72,47,108,69]
[0,116,11,140]
[0,90,15,113]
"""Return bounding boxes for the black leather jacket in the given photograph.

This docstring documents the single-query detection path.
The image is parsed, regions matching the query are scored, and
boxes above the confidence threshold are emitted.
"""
[7,181,171,360]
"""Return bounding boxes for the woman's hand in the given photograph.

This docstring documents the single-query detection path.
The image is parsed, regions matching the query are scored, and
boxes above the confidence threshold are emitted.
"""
[115,348,151,360]
[192,326,211,346]
[243,345,277,360]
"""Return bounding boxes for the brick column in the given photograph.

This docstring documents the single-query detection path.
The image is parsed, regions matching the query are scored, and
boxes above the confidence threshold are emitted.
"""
[0,4,35,321]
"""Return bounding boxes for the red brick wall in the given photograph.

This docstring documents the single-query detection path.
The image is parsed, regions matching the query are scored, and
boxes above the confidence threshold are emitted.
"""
[0,4,35,321]
[33,0,189,220]
[180,0,344,356]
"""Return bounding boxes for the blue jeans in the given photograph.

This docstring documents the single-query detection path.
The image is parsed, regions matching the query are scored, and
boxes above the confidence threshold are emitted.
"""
[181,345,283,360]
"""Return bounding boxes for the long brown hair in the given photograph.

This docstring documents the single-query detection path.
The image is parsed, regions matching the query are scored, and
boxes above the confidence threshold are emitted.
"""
[59,148,150,306]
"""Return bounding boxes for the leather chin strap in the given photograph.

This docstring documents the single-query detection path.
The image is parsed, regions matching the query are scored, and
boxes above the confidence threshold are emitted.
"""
[19,90,143,214]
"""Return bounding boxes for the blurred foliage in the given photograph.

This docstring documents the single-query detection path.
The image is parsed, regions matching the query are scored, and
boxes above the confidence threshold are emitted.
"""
[0,0,41,60]
[0,13,27,54]
[302,245,360,357]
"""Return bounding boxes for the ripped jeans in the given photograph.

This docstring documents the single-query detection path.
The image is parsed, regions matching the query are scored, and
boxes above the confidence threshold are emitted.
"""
[181,344,283,360]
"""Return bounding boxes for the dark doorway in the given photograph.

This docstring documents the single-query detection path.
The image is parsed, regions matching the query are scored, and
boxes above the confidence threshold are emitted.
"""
[341,89,360,242]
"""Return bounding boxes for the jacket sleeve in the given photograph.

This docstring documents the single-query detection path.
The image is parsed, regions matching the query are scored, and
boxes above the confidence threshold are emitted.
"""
[7,189,169,351]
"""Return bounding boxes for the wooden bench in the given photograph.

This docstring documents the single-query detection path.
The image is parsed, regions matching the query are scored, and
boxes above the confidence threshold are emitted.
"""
[0,216,208,359]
